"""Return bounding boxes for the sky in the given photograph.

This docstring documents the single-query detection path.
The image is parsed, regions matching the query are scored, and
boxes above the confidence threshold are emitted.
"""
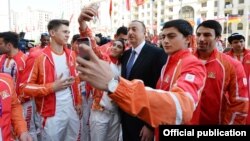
[10,0,58,11]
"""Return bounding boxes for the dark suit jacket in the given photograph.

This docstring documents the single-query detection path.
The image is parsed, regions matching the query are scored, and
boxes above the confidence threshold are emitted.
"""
[120,42,167,141]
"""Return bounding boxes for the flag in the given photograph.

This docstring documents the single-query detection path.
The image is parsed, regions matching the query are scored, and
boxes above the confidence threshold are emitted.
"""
[126,0,130,11]
[69,14,74,23]
[228,14,241,23]
[135,0,145,6]
[214,17,226,22]
[196,16,206,25]
[196,18,203,25]
[61,12,64,19]
[109,0,112,17]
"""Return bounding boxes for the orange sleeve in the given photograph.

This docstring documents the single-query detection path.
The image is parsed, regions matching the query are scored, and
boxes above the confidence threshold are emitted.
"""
[222,61,249,124]
[109,57,206,127]
[9,77,28,137]
[110,78,196,128]
[79,26,104,59]
[19,55,54,97]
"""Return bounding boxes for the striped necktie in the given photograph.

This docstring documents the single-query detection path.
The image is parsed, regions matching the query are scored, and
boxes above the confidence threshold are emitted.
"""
[126,50,136,78]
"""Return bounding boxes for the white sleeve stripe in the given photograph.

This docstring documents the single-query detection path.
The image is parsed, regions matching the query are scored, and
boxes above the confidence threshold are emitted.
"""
[145,87,166,94]
[26,85,46,89]
[236,97,249,101]
[27,64,35,82]
[169,92,183,125]
[229,112,248,125]
[145,87,193,124]
[0,79,13,94]
[185,92,196,109]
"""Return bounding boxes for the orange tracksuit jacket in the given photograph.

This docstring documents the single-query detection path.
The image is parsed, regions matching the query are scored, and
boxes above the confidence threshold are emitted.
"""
[108,49,206,127]
[0,73,27,140]
[19,46,82,117]
[192,49,249,124]
[226,48,250,124]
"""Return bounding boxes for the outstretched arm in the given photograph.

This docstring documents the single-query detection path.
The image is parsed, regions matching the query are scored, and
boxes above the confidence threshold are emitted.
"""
[76,44,206,127]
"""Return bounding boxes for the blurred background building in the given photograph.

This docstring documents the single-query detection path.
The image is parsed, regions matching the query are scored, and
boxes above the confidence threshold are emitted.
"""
[0,0,249,46]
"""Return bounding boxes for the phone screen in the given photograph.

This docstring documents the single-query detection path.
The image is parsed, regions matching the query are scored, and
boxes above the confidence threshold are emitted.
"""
[77,37,91,60]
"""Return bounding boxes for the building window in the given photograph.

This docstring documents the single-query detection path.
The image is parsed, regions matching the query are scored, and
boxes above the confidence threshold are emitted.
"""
[161,18,164,23]
[169,0,173,2]
[169,16,173,20]
[161,9,164,15]
[179,6,194,20]
[169,7,173,12]
[248,36,250,46]
[224,12,232,17]
[214,1,218,7]
[214,12,217,16]
[201,2,207,7]
[225,2,232,8]
[238,9,244,15]
[239,0,244,4]
[237,23,243,30]
[201,13,207,18]
[224,22,232,34]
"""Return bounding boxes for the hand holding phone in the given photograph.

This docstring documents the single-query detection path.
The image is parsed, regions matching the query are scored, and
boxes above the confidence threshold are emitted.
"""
[77,37,91,60]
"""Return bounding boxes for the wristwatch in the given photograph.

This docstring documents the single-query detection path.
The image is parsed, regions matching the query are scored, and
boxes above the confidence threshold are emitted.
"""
[107,76,119,94]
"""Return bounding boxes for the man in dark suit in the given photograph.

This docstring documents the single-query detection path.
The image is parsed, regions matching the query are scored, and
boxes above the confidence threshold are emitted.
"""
[120,20,167,141]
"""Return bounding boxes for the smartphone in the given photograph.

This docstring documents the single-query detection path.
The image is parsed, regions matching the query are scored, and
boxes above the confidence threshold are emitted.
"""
[77,37,91,60]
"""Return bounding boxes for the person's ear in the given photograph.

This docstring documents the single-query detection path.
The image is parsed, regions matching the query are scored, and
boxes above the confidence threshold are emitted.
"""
[114,34,117,40]
[185,35,192,44]
[49,30,55,37]
[6,42,13,49]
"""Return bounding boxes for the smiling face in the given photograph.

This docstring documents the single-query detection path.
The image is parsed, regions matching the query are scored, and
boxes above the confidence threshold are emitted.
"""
[110,40,124,58]
[161,27,190,55]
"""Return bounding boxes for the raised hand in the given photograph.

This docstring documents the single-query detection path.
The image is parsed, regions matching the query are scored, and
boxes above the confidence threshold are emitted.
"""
[78,4,98,23]
[76,44,114,91]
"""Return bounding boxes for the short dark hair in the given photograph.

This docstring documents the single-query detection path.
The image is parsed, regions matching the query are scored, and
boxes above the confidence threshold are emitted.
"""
[228,33,245,44]
[131,20,146,32]
[41,33,49,39]
[71,34,80,44]
[162,19,193,37]
[196,20,222,37]
[47,19,69,31]
[0,31,19,48]
[116,26,128,36]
